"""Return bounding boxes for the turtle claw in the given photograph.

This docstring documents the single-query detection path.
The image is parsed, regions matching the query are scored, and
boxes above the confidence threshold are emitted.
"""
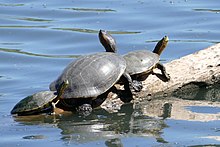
[132,80,143,92]
[164,74,171,82]
[77,104,93,116]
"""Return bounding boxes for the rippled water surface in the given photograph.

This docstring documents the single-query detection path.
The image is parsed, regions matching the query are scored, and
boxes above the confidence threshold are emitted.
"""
[0,0,220,146]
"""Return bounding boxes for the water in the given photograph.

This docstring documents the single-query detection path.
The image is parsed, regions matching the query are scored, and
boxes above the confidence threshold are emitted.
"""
[0,0,220,146]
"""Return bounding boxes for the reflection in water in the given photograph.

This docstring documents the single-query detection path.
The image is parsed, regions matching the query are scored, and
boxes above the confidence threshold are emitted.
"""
[105,138,123,147]
[0,47,81,58]
[23,135,46,140]
[58,103,167,144]
[140,98,220,122]
[12,98,220,145]
[13,103,167,145]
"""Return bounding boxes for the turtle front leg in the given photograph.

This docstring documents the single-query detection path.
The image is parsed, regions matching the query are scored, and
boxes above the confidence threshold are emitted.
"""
[156,62,170,82]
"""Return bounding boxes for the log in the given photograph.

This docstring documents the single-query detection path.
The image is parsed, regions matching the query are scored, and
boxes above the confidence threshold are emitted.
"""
[141,42,220,100]
[101,43,220,111]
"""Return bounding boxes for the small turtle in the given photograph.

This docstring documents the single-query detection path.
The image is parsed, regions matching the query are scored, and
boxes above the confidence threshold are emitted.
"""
[50,53,140,116]
[11,80,68,116]
[99,30,170,87]
[123,36,170,82]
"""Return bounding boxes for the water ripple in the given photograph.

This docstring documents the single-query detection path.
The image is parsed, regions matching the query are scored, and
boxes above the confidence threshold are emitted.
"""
[146,39,220,44]
[0,3,24,7]
[193,8,220,13]
[16,17,53,22]
[53,27,141,34]
[60,7,116,13]
[0,48,81,58]
[0,25,49,29]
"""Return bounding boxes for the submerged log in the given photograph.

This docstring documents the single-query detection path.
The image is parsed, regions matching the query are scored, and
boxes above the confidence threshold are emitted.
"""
[101,43,220,111]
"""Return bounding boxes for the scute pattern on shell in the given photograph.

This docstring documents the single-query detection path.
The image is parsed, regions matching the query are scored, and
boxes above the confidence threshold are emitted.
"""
[123,50,159,75]
[50,52,126,99]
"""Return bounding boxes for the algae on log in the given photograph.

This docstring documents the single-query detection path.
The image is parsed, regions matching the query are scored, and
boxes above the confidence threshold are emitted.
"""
[101,43,220,110]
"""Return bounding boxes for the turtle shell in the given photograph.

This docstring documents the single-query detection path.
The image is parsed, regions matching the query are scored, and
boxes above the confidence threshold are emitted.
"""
[123,50,159,75]
[50,52,126,99]
[11,91,56,115]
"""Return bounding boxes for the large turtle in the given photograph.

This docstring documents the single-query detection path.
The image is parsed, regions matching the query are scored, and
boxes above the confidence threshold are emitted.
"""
[99,30,170,87]
[50,51,141,116]
[11,80,68,116]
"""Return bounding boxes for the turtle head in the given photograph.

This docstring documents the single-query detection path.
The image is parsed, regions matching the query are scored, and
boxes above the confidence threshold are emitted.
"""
[153,36,169,56]
[57,79,69,99]
[99,30,117,53]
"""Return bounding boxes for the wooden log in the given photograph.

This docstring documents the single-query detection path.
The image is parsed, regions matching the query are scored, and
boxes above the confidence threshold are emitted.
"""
[142,43,220,100]
[101,43,220,111]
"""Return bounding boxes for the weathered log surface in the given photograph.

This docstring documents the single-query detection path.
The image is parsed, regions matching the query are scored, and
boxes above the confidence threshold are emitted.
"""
[141,42,220,100]
[101,43,220,111]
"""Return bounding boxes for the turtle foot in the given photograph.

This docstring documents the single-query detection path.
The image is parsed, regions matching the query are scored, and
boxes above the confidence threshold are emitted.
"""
[156,62,170,82]
[132,80,143,92]
[77,104,93,116]
[164,74,171,82]
[154,72,170,82]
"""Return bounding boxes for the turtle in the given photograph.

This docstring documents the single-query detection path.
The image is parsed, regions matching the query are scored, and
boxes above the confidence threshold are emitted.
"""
[99,30,170,88]
[11,80,68,116]
[123,36,170,82]
[49,52,141,116]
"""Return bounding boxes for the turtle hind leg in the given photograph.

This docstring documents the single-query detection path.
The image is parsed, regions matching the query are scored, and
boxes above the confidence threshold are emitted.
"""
[132,80,143,91]
[123,72,143,92]
[77,104,93,116]
[119,72,143,101]
[156,62,170,82]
